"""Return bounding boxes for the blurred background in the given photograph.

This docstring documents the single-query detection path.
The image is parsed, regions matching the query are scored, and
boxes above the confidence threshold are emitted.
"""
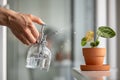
[0,0,119,80]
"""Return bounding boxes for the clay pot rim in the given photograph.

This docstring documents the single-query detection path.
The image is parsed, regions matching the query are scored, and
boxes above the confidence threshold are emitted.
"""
[82,47,106,49]
[82,48,106,51]
[82,47,106,57]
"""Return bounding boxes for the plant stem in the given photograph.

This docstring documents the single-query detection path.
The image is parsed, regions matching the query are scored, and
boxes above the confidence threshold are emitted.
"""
[96,36,99,41]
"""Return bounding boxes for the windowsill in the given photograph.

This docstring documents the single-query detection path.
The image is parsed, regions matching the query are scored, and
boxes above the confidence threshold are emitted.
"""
[72,68,111,80]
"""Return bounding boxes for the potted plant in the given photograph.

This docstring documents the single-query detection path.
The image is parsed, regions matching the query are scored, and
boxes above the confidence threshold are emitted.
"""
[80,26,116,71]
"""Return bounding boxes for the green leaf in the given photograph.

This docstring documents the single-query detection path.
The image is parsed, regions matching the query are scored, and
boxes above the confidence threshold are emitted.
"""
[97,26,116,38]
[95,40,100,46]
[90,42,96,47]
[82,37,87,41]
[90,40,100,47]
[81,41,87,46]
[81,37,87,46]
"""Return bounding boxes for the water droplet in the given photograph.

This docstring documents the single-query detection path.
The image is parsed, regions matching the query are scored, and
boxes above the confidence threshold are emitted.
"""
[74,32,76,35]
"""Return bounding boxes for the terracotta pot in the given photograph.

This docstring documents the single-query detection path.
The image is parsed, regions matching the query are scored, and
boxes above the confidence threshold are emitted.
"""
[83,48,106,65]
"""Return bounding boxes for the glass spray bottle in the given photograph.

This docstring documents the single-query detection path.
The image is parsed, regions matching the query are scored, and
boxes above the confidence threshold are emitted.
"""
[26,25,52,71]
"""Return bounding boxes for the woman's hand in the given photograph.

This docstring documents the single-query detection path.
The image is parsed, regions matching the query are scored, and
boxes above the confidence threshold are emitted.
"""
[0,7,44,45]
[8,13,45,45]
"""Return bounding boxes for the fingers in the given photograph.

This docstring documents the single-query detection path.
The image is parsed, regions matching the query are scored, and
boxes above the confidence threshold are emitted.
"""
[25,14,45,44]
[18,34,30,45]
[23,28,37,44]
[12,27,38,45]
[28,23,43,44]
[10,13,44,45]
[27,14,45,25]
[28,23,39,39]
[13,31,30,45]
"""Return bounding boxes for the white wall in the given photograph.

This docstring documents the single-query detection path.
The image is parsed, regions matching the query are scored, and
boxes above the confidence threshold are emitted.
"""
[0,27,7,80]
[0,1,7,80]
